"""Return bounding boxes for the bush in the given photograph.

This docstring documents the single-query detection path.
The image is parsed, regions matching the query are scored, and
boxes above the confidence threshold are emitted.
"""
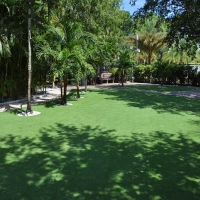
[134,65,153,83]
[133,62,200,86]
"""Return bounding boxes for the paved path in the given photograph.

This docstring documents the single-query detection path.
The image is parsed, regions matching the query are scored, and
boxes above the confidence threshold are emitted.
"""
[121,88,200,100]
[0,85,97,112]
[162,90,200,100]
[1,83,200,112]
[97,83,200,99]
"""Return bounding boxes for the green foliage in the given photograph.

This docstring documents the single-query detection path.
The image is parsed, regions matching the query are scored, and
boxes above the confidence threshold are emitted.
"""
[0,34,11,57]
[0,0,136,100]
[134,64,153,83]
[132,0,200,44]
[163,39,194,64]
[128,14,167,64]
[151,61,200,85]
[152,61,170,82]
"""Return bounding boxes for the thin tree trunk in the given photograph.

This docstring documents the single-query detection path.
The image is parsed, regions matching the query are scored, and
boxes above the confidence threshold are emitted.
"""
[121,69,124,87]
[148,53,151,65]
[52,75,55,88]
[26,3,32,113]
[63,76,67,104]
[161,78,163,86]
[76,81,80,98]
[85,77,87,92]
[44,70,47,95]
[60,80,64,105]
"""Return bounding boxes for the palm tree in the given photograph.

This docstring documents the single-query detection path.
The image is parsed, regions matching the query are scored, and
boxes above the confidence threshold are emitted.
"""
[71,50,94,98]
[117,45,134,86]
[26,1,33,113]
[192,49,200,64]
[37,3,84,105]
[53,15,95,103]
[127,15,167,64]
[57,47,80,104]
[35,15,93,104]
[26,0,58,113]
[163,39,193,64]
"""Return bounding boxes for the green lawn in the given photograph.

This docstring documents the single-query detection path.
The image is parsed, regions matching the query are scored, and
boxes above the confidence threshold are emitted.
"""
[112,84,200,92]
[0,88,200,200]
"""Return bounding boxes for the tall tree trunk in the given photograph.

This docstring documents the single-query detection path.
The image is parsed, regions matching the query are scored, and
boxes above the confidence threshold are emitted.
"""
[85,77,87,92]
[60,80,64,105]
[148,52,152,65]
[63,76,67,104]
[121,69,124,87]
[52,75,55,88]
[76,81,80,98]
[26,3,32,113]
[161,76,163,86]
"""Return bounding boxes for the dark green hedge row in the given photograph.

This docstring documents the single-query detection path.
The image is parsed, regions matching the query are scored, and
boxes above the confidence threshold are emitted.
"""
[134,62,200,86]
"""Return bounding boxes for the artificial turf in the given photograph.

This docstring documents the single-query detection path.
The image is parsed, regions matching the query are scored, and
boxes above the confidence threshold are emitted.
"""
[0,88,200,200]
[112,84,200,92]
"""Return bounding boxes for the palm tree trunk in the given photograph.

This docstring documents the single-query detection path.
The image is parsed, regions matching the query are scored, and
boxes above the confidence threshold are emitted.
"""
[148,52,152,65]
[161,77,163,86]
[121,69,124,87]
[63,76,67,104]
[26,3,32,113]
[60,80,64,105]
[52,75,55,88]
[85,77,88,92]
[76,81,80,98]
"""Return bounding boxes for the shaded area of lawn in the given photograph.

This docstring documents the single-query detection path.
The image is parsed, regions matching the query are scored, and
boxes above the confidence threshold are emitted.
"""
[93,88,200,116]
[111,85,200,92]
[43,89,86,108]
[0,124,200,200]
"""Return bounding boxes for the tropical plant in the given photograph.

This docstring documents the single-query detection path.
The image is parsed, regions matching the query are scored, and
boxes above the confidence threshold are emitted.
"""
[134,64,153,83]
[128,15,167,64]
[117,45,134,86]
[131,0,200,45]
[163,39,193,64]
[0,0,136,104]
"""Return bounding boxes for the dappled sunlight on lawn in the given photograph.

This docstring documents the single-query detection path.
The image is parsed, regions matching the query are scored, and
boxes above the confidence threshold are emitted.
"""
[0,124,200,199]
[112,85,200,92]
[92,89,200,116]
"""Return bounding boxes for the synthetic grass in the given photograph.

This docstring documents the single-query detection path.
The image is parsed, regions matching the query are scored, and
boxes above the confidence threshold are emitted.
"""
[0,88,200,200]
[112,84,200,92]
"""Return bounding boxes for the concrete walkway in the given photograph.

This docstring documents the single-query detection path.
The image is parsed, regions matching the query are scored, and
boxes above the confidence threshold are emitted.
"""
[1,83,200,112]
[0,83,149,112]
[0,84,97,112]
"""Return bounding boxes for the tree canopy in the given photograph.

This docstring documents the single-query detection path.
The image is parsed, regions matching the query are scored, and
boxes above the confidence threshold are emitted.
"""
[130,0,200,44]
[128,15,167,64]
[0,0,135,102]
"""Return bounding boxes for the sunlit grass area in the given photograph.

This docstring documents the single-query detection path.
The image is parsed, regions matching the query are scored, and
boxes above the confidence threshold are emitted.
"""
[0,89,200,199]
[112,84,200,92]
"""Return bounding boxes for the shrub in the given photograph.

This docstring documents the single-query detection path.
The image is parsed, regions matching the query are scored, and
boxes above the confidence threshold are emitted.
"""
[134,65,153,83]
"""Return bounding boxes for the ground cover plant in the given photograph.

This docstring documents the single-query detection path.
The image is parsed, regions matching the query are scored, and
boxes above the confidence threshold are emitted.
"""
[0,88,200,200]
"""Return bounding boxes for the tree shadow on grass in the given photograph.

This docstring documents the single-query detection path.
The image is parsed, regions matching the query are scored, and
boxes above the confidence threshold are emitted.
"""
[43,98,61,108]
[0,124,200,199]
[43,98,77,108]
[6,108,22,115]
[44,90,83,108]
[92,89,200,116]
